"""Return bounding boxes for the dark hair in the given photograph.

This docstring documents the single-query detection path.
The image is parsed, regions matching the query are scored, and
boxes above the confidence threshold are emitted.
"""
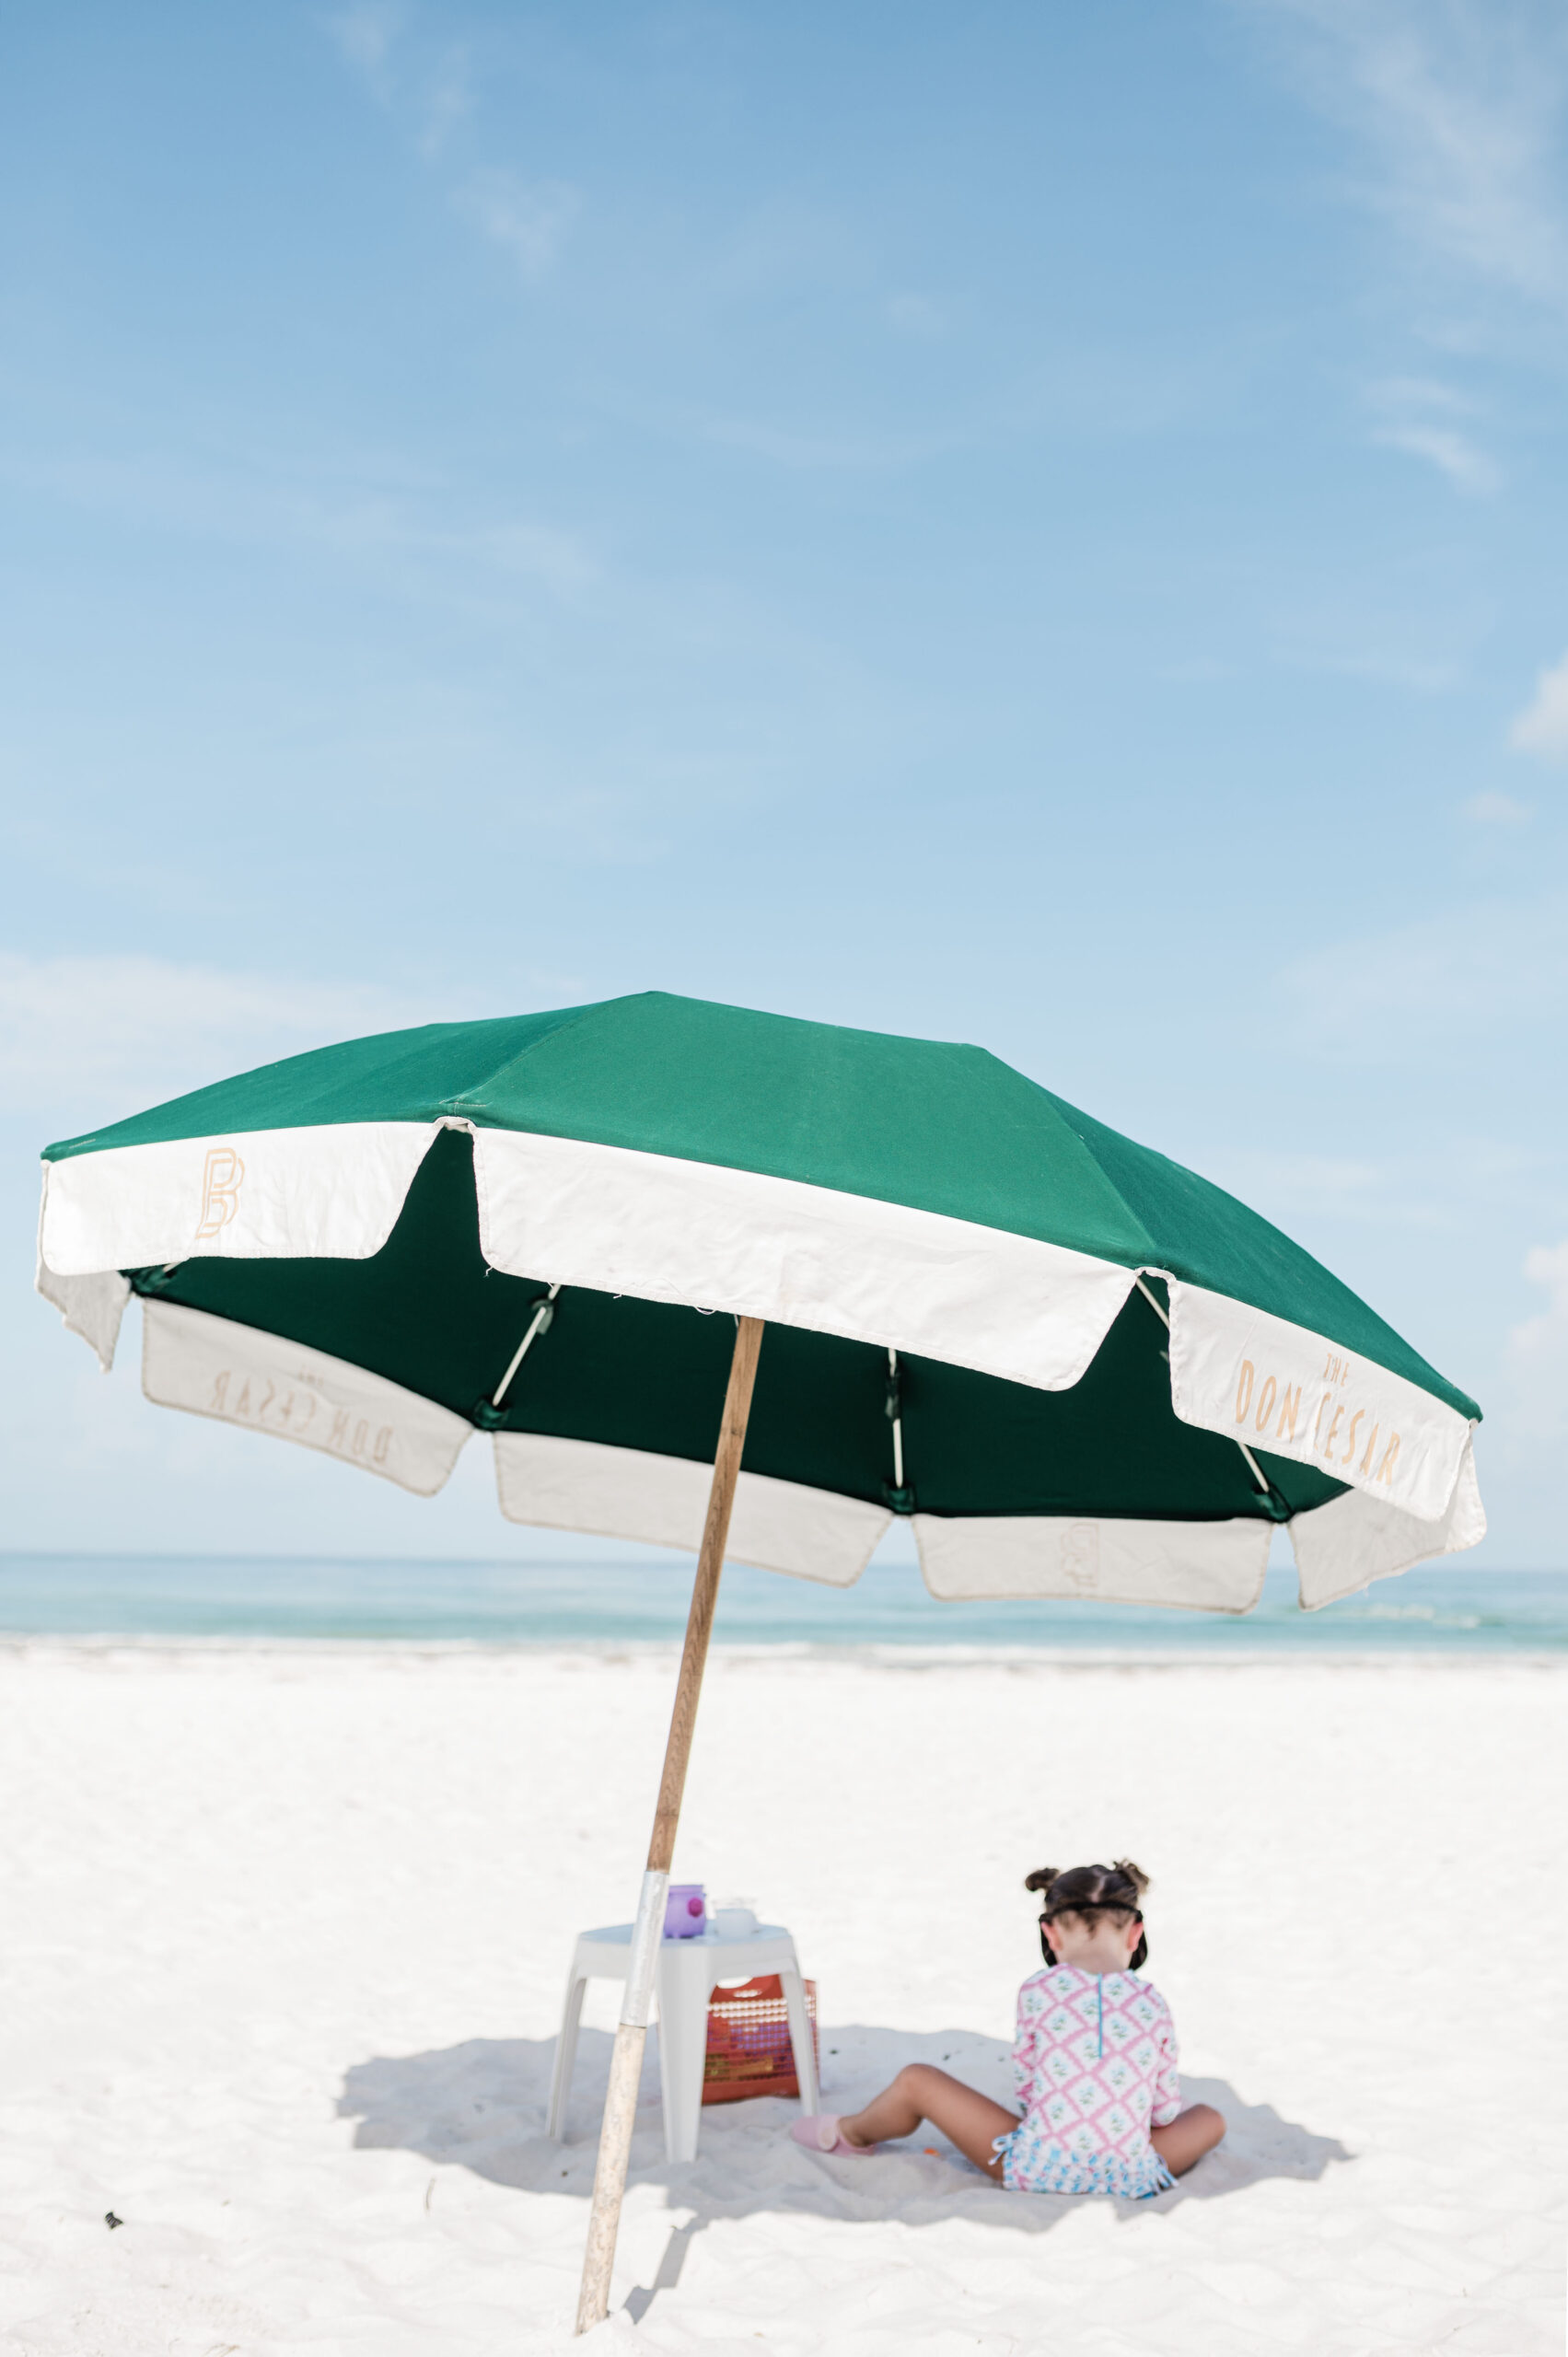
[1025,1859,1150,1972]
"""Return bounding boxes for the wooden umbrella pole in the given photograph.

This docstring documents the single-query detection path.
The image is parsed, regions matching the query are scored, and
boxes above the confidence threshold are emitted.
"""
[575,1315,765,2335]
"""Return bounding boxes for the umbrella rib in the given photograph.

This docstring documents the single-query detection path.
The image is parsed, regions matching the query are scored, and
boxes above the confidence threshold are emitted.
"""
[489,1282,562,1410]
[888,1346,904,1492]
[1133,1274,1273,1500]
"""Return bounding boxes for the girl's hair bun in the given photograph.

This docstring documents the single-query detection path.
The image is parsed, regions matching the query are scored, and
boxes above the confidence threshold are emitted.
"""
[1026,1858,1151,1970]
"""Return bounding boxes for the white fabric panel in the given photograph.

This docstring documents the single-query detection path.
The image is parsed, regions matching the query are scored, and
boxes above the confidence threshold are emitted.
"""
[1165,1276,1472,1524]
[473,1128,1135,1392]
[142,1300,471,1497]
[42,1117,1136,1391]
[1290,1437,1487,1610]
[38,1122,436,1276]
[35,1262,130,1371]
[913,1511,1271,1614]
[493,1432,889,1587]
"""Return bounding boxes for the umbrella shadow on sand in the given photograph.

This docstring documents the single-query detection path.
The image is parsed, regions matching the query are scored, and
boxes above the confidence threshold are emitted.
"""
[339,2021,1350,2319]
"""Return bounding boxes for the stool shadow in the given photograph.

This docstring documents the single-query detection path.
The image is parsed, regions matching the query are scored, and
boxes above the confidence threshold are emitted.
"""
[339,2016,1348,2317]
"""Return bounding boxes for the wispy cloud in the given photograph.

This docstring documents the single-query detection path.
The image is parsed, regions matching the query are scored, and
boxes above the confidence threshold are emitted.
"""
[4,954,626,1139]
[456,170,580,281]
[4,446,598,603]
[1509,647,1568,759]
[418,48,470,157]
[1376,419,1502,492]
[1505,1239,1568,1435]
[322,14,526,264]
[1251,1,1568,310]
[1464,789,1532,824]
[323,3,403,102]
[0,954,419,1127]
[1271,623,1460,693]
[885,293,947,339]
[694,414,953,471]
[1157,657,1237,684]
[1366,374,1502,491]
[1277,891,1568,1060]
[1200,1146,1426,1225]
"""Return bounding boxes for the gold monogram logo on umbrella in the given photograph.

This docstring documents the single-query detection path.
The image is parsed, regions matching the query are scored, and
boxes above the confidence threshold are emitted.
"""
[1062,1521,1100,1593]
[195,1145,246,1239]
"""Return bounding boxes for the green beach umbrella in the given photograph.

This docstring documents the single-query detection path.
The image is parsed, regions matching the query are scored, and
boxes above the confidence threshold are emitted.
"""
[35,990,1484,2328]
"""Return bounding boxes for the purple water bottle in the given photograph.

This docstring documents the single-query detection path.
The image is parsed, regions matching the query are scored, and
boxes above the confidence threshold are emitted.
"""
[663,1882,707,1938]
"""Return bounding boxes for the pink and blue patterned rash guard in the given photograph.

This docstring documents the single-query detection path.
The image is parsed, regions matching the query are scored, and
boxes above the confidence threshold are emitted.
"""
[993,1964,1181,2198]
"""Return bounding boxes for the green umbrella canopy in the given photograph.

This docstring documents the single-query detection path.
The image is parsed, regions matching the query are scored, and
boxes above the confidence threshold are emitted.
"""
[37,990,1483,1611]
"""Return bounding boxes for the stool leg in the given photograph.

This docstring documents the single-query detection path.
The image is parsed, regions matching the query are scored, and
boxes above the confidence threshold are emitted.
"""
[548,1970,589,2141]
[656,1949,711,2165]
[779,1966,819,2119]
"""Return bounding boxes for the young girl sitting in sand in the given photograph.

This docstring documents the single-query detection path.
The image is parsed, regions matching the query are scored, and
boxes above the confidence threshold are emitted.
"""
[790,1860,1225,2197]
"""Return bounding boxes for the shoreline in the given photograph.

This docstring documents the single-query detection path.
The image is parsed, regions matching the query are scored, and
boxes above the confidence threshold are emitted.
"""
[1,1630,1563,1667]
[4,1558,1562,1665]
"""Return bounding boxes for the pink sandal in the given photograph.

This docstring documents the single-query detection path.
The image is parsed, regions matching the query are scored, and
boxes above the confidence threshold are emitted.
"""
[789,2115,880,2157]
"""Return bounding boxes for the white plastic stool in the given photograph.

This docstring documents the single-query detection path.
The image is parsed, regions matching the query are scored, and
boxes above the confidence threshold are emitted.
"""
[547,1921,820,2163]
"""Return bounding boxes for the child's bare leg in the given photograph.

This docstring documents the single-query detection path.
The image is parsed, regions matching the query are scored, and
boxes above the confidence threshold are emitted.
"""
[837,2064,1020,2178]
[1149,2103,1225,2177]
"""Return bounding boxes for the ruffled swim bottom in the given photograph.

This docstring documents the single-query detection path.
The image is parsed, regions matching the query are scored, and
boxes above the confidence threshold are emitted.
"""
[992,2126,1174,2200]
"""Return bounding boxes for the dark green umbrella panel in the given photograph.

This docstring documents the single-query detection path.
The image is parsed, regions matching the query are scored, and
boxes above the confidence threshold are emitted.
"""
[37,992,1483,1612]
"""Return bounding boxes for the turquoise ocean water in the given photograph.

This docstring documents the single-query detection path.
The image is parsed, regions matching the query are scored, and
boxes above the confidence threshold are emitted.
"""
[0,1554,1562,1653]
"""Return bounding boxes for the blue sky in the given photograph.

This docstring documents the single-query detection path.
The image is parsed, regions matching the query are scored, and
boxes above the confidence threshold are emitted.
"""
[3,2,1564,1564]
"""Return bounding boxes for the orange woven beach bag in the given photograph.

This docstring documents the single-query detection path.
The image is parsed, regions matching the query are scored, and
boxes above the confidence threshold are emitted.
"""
[703,1974,819,2105]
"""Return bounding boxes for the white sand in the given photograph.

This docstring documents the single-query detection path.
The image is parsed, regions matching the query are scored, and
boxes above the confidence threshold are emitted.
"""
[0,1641,1560,2356]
